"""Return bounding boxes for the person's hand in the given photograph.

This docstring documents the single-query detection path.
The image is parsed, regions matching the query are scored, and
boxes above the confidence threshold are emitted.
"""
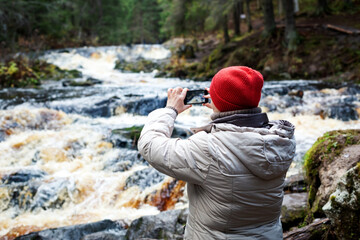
[166,87,192,114]
[203,87,212,109]
[203,87,219,112]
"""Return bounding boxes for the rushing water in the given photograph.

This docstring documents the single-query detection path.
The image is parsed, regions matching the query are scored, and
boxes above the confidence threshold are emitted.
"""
[0,44,359,238]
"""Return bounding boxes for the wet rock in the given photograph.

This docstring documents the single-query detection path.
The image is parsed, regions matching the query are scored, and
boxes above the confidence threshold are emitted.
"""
[1,169,47,184]
[122,97,167,116]
[82,231,125,240]
[16,219,126,240]
[323,164,360,239]
[1,170,77,212]
[82,96,121,118]
[109,134,133,149]
[62,78,102,87]
[0,180,40,211]
[304,129,360,219]
[288,90,304,99]
[284,173,306,193]
[114,59,160,73]
[125,208,188,240]
[260,95,303,113]
[104,149,147,172]
[338,85,360,95]
[30,178,77,211]
[0,108,71,133]
[110,126,144,149]
[281,193,308,231]
[0,129,5,142]
[328,102,358,121]
[124,168,165,190]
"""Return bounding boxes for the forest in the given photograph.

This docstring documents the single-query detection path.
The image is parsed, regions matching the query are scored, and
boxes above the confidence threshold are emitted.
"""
[1,0,358,51]
[0,0,360,87]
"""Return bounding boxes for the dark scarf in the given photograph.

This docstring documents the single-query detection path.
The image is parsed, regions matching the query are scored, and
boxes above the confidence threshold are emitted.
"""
[210,107,269,128]
[191,107,269,133]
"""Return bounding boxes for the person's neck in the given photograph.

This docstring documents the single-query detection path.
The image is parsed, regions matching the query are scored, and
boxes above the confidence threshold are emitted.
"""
[210,107,262,121]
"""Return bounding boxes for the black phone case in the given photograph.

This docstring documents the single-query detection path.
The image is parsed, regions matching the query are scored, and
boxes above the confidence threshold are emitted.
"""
[184,90,209,105]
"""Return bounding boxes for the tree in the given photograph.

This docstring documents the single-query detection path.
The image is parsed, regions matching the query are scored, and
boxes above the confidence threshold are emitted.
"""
[203,0,232,43]
[223,14,230,43]
[159,0,208,39]
[282,0,298,50]
[316,0,331,15]
[245,0,253,32]
[261,0,276,37]
[233,1,241,36]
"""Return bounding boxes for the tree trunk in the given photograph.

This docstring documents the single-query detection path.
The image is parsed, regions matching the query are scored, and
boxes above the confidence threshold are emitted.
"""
[257,0,261,10]
[278,0,283,16]
[294,0,299,12]
[261,0,276,37]
[233,1,241,36]
[316,0,330,15]
[282,0,297,50]
[344,0,352,8]
[245,0,252,32]
[223,14,230,43]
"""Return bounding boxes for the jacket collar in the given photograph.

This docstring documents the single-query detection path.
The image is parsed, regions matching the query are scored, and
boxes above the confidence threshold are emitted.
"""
[210,107,262,120]
[191,108,269,134]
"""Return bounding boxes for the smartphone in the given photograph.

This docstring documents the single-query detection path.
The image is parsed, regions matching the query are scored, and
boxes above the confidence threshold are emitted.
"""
[184,89,209,105]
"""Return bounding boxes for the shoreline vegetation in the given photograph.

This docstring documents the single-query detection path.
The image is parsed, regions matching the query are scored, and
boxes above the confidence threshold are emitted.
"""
[1,0,360,88]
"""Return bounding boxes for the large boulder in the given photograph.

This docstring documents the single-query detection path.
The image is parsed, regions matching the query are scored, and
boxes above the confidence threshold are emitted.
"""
[125,208,188,240]
[304,129,360,219]
[323,164,360,239]
[281,193,308,231]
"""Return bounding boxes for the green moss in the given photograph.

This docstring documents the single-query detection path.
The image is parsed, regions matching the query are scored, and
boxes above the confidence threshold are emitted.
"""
[115,59,160,73]
[112,126,144,146]
[281,205,307,231]
[0,57,81,88]
[304,129,360,219]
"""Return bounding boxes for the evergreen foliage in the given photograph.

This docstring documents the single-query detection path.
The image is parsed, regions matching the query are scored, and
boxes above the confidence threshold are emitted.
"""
[1,0,359,52]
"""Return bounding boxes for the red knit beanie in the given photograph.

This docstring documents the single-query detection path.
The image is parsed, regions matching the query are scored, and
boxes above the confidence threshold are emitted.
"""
[210,66,263,112]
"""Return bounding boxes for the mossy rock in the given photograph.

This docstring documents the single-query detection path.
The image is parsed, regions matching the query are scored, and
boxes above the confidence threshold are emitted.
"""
[62,77,102,87]
[114,59,160,73]
[0,57,81,88]
[304,129,360,220]
[323,164,360,239]
[112,126,144,147]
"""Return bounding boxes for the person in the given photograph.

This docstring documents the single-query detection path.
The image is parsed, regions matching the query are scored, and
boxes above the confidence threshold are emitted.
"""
[138,66,296,240]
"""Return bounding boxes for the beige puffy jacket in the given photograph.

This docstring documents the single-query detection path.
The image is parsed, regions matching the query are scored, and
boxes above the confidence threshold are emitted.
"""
[138,108,296,240]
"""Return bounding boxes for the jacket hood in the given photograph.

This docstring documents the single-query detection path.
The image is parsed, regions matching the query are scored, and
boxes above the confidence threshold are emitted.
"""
[206,120,296,180]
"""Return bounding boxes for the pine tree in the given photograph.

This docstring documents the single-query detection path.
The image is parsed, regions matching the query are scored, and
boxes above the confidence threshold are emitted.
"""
[261,0,276,37]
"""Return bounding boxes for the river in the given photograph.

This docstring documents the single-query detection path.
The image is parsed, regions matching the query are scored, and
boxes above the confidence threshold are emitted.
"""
[0,44,359,238]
